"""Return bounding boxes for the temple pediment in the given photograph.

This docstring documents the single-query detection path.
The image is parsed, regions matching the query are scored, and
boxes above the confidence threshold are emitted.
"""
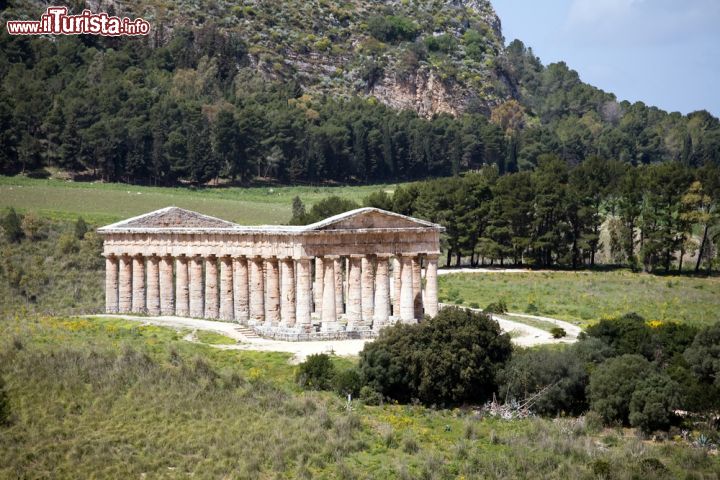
[98,206,443,234]
[99,207,239,231]
[307,208,440,231]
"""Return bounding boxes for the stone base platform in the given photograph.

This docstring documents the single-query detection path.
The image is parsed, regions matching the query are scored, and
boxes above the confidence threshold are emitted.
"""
[254,328,378,342]
[253,320,380,342]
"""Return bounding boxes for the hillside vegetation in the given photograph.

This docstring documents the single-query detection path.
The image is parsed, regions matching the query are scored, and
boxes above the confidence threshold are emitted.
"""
[1,315,719,479]
[1,1,719,186]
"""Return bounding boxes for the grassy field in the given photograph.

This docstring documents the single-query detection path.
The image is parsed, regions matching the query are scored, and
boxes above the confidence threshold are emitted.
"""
[0,175,398,225]
[439,270,720,327]
[1,315,718,479]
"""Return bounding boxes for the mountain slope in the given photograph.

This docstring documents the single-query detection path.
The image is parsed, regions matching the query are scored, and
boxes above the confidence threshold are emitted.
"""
[1,0,719,185]
[7,0,509,117]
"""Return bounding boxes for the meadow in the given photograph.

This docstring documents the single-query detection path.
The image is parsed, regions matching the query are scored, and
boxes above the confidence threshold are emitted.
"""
[0,175,397,225]
[439,270,720,327]
[1,315,718,479]
[1,180,719,478]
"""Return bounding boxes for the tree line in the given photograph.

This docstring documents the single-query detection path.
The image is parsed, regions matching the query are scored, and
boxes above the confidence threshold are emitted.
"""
[2,26,720,186]
[292,159,720,272]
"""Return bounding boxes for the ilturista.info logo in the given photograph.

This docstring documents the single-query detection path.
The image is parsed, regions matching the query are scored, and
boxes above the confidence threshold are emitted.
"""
[6,6,150,36]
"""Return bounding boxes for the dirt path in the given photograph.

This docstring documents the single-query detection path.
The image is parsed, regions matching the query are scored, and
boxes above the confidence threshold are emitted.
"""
[438,267,554,275]
[91,314,367,363]
[437,304,580,347]
[90,309,581,361]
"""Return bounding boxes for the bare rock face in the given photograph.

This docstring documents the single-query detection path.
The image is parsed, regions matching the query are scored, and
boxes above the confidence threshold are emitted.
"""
[371,67,465,118]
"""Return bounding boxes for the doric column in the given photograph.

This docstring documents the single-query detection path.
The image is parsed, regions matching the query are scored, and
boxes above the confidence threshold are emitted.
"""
[296,258,312,332]
[280,258,296,327]
[118,255,132,313]
[400,255,415,323]
[346,256,362,330]
[175,256,189,316]
[189,255,204,318]
[361,255,375,325]
[373,255,391,330]
[321,256,338,331]
[264,257,280,327]
[105,255,119,314]
[249,256,265,325]
[393,257,401,318]
[425,254,439,317]
[412,255,423,319]
[146,255,161,316]
[204,256,219,319]
[233,257,249,324]
[219,256,234,321]
[131,254,146,314]
[314,257,324,314]
[159,256,175,315]
[334,257,344,316]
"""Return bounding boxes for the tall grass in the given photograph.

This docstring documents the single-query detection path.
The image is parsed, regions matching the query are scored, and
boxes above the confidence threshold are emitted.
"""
[0,316,718,479]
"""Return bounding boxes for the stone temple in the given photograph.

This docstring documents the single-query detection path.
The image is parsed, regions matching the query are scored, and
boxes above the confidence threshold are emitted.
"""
[98,207,444,340]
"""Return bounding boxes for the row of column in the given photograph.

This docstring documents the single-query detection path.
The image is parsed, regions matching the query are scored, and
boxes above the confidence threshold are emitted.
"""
[105,252,439,332]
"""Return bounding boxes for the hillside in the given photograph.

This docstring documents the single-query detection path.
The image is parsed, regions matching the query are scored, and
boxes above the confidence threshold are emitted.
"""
[1,0,719,185]
[5,0,508,117]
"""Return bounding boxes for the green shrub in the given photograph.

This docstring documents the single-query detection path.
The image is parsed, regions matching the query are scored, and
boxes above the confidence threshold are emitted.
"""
[296,354,336,390]
[74,217,89,240]
[587,354,654,426]
[628,373,680,433]
[590,459,611,477]
[291,196,360,225]
[20,212,46,241]
[683,322,720,388]
[359,307,512,405]
[484,300,507,314]
[584,411,603,434]
[359,385,383,405]
[462,29,486,61]
[639,458,669,476]
[586,313,698,362]
[363,190,394,210]
[424,34,456,54]
[1,207,24,243]
[367,15,418,43]
[334,367,362,397]
[550,327,566,339]
[468,302,480,309]
[57,232,80,255]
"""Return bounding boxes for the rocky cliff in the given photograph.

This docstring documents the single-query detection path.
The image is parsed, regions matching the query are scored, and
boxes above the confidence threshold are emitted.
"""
[12,0,511,118]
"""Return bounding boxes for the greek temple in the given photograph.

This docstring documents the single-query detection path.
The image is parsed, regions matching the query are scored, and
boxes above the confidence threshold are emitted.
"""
[98,207,444,339]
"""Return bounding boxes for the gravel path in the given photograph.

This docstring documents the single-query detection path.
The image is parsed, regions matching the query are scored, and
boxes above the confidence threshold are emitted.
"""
[90,308,581,361]
[438,267,554,275]
[91,314,368,363]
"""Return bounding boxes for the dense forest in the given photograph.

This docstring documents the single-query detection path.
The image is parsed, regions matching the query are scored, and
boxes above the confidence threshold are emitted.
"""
[1,6,720,185]
[291,159,720,272]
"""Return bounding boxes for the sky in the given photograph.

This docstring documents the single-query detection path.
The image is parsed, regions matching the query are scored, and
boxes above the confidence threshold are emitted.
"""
[492,0,720,117]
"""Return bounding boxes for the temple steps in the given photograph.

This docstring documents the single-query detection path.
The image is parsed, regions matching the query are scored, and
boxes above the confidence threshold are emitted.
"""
[234,326,261,339]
